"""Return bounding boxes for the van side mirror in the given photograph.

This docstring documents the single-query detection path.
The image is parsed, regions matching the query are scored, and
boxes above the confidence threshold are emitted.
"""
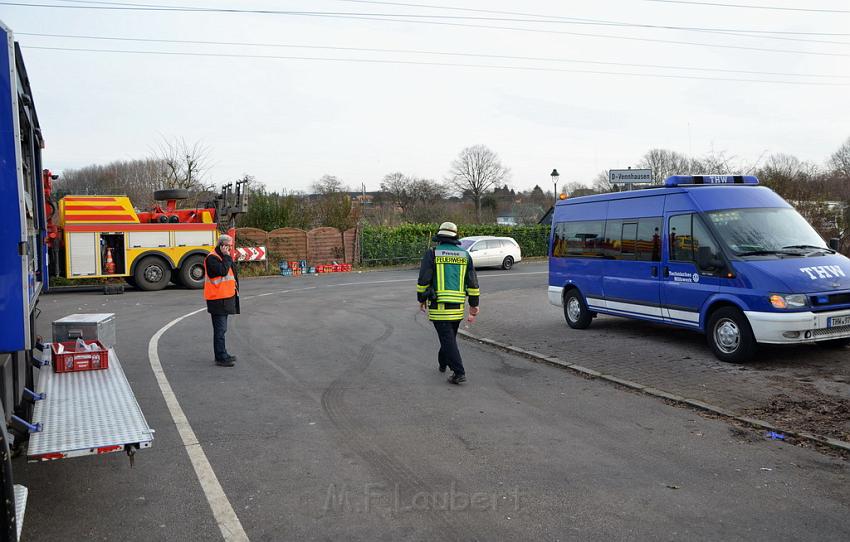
[829,238,840,251]
[697,246,722,271]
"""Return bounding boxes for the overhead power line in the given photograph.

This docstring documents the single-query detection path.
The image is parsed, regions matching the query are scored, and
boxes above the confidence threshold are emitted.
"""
[49,0,850,37]
[20,45,850,87]
[643,0,850,14]
[19,31,850,80]
[3,1,849,58]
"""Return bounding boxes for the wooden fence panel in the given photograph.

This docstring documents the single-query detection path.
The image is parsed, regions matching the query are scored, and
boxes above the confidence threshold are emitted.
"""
[235,227,269,247]
[268,228,308,261]
[343,228,358,264]
[307,227,345,264]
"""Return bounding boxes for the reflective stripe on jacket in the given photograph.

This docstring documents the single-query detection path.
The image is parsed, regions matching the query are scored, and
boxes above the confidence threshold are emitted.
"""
[204,252,237,300]
[417,239,480,321]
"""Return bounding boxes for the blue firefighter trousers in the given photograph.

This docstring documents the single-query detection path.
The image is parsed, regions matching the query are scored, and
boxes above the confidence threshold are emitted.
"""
[433,320,464,376]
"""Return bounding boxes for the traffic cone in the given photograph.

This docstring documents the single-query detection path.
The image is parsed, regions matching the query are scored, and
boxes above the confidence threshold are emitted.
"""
[105,247,116,274]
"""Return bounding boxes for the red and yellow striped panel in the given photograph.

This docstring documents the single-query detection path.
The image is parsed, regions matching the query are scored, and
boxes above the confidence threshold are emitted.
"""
[59,196,140,225]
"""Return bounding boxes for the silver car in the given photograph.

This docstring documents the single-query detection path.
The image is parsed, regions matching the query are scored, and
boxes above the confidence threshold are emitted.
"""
[459,236,522,270]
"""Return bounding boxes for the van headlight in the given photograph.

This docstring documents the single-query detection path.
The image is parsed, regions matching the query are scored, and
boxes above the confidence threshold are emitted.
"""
[769,294,808,309]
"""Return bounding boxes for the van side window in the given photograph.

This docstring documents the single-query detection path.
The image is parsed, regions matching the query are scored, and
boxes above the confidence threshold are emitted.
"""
[668,214,723,272]
[636,218,662,262]
[669,214,693,262]
[692,217,723,273]
[621,223,638,256]
[552,221,605,258]
[602,220,623,259]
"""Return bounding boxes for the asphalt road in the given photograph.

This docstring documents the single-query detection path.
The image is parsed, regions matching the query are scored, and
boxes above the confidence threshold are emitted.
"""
[16,266,850,541]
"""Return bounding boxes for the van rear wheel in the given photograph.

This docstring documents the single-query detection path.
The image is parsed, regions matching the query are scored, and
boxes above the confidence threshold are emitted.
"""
[564,289,592,329]
[707,307,757,363]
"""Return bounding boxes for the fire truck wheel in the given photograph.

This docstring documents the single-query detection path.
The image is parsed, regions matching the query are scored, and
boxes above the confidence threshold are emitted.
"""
[134,256,172,291]
[179,255,206,289]
[154,189,189,201]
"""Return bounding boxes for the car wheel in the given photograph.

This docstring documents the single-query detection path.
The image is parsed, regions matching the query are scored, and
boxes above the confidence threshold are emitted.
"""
[133,256,172,291]
[179,255,206,289]
[707,307,757,363]
[563,289,592,329]
[501,256,514,270]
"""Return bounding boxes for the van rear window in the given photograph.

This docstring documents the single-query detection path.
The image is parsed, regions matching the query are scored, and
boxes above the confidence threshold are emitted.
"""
[552,221,605,258]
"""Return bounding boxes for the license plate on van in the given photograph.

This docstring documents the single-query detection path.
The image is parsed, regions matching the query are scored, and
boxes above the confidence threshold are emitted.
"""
[828,316,850,327]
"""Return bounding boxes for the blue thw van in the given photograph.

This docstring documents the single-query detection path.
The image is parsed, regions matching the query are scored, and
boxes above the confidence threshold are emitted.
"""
[548,175,850,362]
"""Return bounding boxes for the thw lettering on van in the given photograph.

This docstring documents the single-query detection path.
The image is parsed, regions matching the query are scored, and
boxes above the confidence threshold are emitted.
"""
[799,266,847,280]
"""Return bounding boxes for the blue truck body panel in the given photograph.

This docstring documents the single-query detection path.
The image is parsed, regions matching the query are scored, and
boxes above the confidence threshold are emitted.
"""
[0,22,46,353]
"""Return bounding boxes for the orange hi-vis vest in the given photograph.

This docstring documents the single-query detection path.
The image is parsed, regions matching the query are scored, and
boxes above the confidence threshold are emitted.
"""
[204,252,237,300]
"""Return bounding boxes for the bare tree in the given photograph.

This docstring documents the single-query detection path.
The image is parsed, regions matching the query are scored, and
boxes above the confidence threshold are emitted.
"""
[380,172,415,214]
[591,170,615,193]
[312,174,347,195]
[829,136,850,178]
[639,149,691,183]
[447,145,510,223]
[311,175,356,231]
[156,137,212,194]
[409,177,445,203]
[56,158,166,208]
[695,149,739,175]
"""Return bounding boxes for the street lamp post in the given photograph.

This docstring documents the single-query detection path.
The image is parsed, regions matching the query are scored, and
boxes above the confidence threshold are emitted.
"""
[551,169,560,200]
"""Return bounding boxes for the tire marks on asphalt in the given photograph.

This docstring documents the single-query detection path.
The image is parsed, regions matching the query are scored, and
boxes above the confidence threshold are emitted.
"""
[235,299,478,541]
[318,316,474,542]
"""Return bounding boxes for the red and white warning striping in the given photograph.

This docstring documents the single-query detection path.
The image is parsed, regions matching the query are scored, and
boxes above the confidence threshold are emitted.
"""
[235,247,267,261]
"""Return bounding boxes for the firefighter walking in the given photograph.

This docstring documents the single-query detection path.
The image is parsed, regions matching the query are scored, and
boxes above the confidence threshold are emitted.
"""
[204,234,240,367]
[417,222,480,384]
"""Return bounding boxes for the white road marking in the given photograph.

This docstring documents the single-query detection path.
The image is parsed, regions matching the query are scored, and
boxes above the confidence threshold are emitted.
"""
[143,269,543,539]
[148,310,249,542]
[147,287,318,541]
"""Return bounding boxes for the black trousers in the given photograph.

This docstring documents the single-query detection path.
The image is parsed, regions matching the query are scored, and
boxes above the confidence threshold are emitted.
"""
[433,320,464,376]
[211,314,229,360]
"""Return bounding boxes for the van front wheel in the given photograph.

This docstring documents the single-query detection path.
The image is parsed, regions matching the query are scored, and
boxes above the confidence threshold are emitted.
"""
[707,307,757,363]
[564,289,592,329]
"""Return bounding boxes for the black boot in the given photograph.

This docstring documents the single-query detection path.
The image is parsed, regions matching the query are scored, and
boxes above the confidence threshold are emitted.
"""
[449,373,466,385]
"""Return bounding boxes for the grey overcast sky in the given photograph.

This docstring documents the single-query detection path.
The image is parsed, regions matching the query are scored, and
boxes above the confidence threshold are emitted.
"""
[2,0,849,193]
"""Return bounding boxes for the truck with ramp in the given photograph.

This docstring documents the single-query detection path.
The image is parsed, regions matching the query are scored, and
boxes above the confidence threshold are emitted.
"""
[0,20,162,541]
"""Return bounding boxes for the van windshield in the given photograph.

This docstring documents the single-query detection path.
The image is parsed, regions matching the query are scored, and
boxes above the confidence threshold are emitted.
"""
[705,208,828,257]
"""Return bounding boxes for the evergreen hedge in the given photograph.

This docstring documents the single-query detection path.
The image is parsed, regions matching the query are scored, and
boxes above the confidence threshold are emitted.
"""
[360,224,550,266]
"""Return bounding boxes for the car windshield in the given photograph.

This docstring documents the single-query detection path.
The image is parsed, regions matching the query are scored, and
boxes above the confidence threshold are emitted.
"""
[459,239,476,249]
[705,208,827,256]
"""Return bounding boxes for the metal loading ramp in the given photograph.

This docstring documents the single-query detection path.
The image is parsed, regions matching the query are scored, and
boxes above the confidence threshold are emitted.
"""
[28,348,154,461]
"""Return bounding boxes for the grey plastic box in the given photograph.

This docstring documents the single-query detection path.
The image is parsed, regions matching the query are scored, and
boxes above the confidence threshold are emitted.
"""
[51,313,117,349]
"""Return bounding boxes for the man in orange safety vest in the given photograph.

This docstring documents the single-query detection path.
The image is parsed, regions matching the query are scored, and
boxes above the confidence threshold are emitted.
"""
[204,234,240,367]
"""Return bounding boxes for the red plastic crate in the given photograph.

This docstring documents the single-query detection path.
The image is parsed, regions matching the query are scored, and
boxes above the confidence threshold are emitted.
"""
[51,340,109,373]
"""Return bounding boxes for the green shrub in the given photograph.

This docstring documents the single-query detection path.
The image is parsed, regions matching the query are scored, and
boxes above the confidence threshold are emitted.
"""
[360,224,550,266]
